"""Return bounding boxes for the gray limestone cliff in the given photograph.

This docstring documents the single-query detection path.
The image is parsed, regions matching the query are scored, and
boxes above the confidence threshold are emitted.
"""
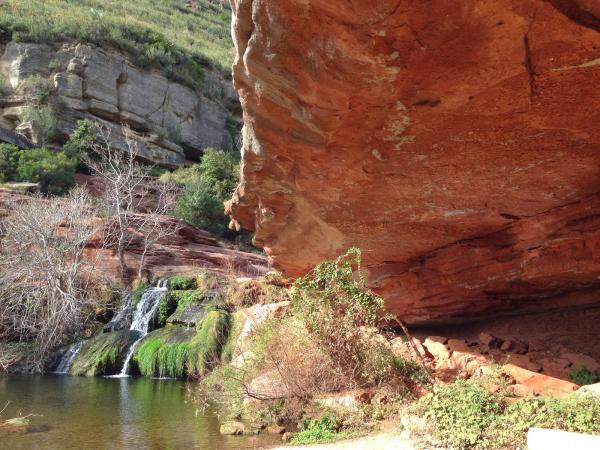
[0,42,239,167]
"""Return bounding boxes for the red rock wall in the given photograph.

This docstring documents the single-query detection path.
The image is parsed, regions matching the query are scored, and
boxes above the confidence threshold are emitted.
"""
[226,0,600,323]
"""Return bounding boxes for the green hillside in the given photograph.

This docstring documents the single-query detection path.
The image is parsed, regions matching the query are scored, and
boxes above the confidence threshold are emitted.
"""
[0,0,233,90]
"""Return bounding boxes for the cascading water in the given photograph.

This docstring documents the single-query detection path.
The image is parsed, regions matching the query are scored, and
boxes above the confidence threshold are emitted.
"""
[111,280,168,377]
[104,293,134,332]
[53,340,87,374]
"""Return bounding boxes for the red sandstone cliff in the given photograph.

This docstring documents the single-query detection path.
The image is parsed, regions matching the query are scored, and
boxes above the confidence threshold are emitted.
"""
[226,0,600,323]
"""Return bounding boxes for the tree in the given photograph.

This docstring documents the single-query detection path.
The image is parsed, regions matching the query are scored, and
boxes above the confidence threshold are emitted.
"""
[85,124,179,280]
[132,181,180,280]
[0,188,100,370]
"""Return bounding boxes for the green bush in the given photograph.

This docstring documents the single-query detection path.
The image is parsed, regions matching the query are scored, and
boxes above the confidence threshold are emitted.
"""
[0,144,23,182]
[168,275,197,290]
[17,148,76,195]
[155,294,179,328]
[419,376,600,449]
[175,179,228,234]
[62,119,99,161]
[419,378,506,449]
[291,417,356,445]
[569,365,600,385]
[291,248,417,387]
[165,148,239,236]
[196,148,239,200]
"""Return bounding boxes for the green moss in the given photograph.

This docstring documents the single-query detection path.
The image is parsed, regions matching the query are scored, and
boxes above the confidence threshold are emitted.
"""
[70,330,138,376]
[220,311,245,363]
[132,310,231,378]
[134,327,195,378]
[156,293,179,328]
[168,275,197,290]
[187,309,230,376]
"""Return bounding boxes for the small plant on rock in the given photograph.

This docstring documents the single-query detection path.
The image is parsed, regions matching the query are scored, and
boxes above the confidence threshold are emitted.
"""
[291,416,356,445]
[569,365,599,385]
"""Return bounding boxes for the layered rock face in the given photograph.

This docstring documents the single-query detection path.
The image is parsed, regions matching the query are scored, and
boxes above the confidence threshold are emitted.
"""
[227,0,600,323]
[0,42,237,166]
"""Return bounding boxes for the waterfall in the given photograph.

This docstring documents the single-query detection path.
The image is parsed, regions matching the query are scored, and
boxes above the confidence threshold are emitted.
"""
[111,280,168,377]
[104,293,134,332]
[53,341,86,374]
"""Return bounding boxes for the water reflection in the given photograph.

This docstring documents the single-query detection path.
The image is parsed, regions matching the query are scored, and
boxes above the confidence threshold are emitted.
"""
[0,374,279,449]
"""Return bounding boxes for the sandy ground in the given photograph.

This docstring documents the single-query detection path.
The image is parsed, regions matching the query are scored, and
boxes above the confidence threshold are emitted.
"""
[270,431,416,450]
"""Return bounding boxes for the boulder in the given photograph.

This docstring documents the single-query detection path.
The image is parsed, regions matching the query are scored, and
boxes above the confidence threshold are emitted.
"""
[54,72,83,99]
[422,336,450,361]
[505,354,542,373]
[0,126,33,148]
[527,427,600,450]
[282,432,294,442]
[220,421,246,435]
[267,425,286,434]
[500,339,528,355]
[503,363,579,397]
[540,358,571,377]
[478,333,501,349]
[69,330,140,376]
[226,0,600,324]
[447,339,471,353]
[230,301,291,359]
[315,389,374,411]
[577,383,600,397]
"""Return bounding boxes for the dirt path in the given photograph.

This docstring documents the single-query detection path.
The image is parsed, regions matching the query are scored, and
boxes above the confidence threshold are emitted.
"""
[270,431,416,450]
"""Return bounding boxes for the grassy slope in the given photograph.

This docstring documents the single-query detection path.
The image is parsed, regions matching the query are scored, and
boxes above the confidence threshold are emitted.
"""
[0,0,233,91]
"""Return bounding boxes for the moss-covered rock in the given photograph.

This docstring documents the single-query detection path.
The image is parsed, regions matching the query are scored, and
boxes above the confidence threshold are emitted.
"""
[132,309,231,378]
[165,289,220,327]
[221,310,246,364]
[168,275,197,290]
[70,330,139,376]
[133,326,197,378]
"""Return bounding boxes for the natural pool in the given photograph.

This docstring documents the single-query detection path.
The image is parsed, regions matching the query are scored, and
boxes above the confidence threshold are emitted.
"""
[0,374,280,449]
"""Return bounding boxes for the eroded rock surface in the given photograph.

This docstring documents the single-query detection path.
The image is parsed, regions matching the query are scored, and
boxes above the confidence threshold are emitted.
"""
[226,0,600,323]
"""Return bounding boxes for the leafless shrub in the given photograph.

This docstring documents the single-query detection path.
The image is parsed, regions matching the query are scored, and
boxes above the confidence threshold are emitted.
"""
[0,187,101,370]
[198,317,347,421]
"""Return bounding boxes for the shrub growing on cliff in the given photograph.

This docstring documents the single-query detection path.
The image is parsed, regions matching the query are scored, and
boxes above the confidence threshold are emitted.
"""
[0,144,22,183]
[20,105,57,146]
[17,148,76,195]
[291,248,418,388]
[62,119,99,162]
[165,148,239,235]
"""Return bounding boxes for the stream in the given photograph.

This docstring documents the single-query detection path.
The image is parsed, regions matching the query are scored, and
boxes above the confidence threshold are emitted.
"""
[0,374,281,449]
